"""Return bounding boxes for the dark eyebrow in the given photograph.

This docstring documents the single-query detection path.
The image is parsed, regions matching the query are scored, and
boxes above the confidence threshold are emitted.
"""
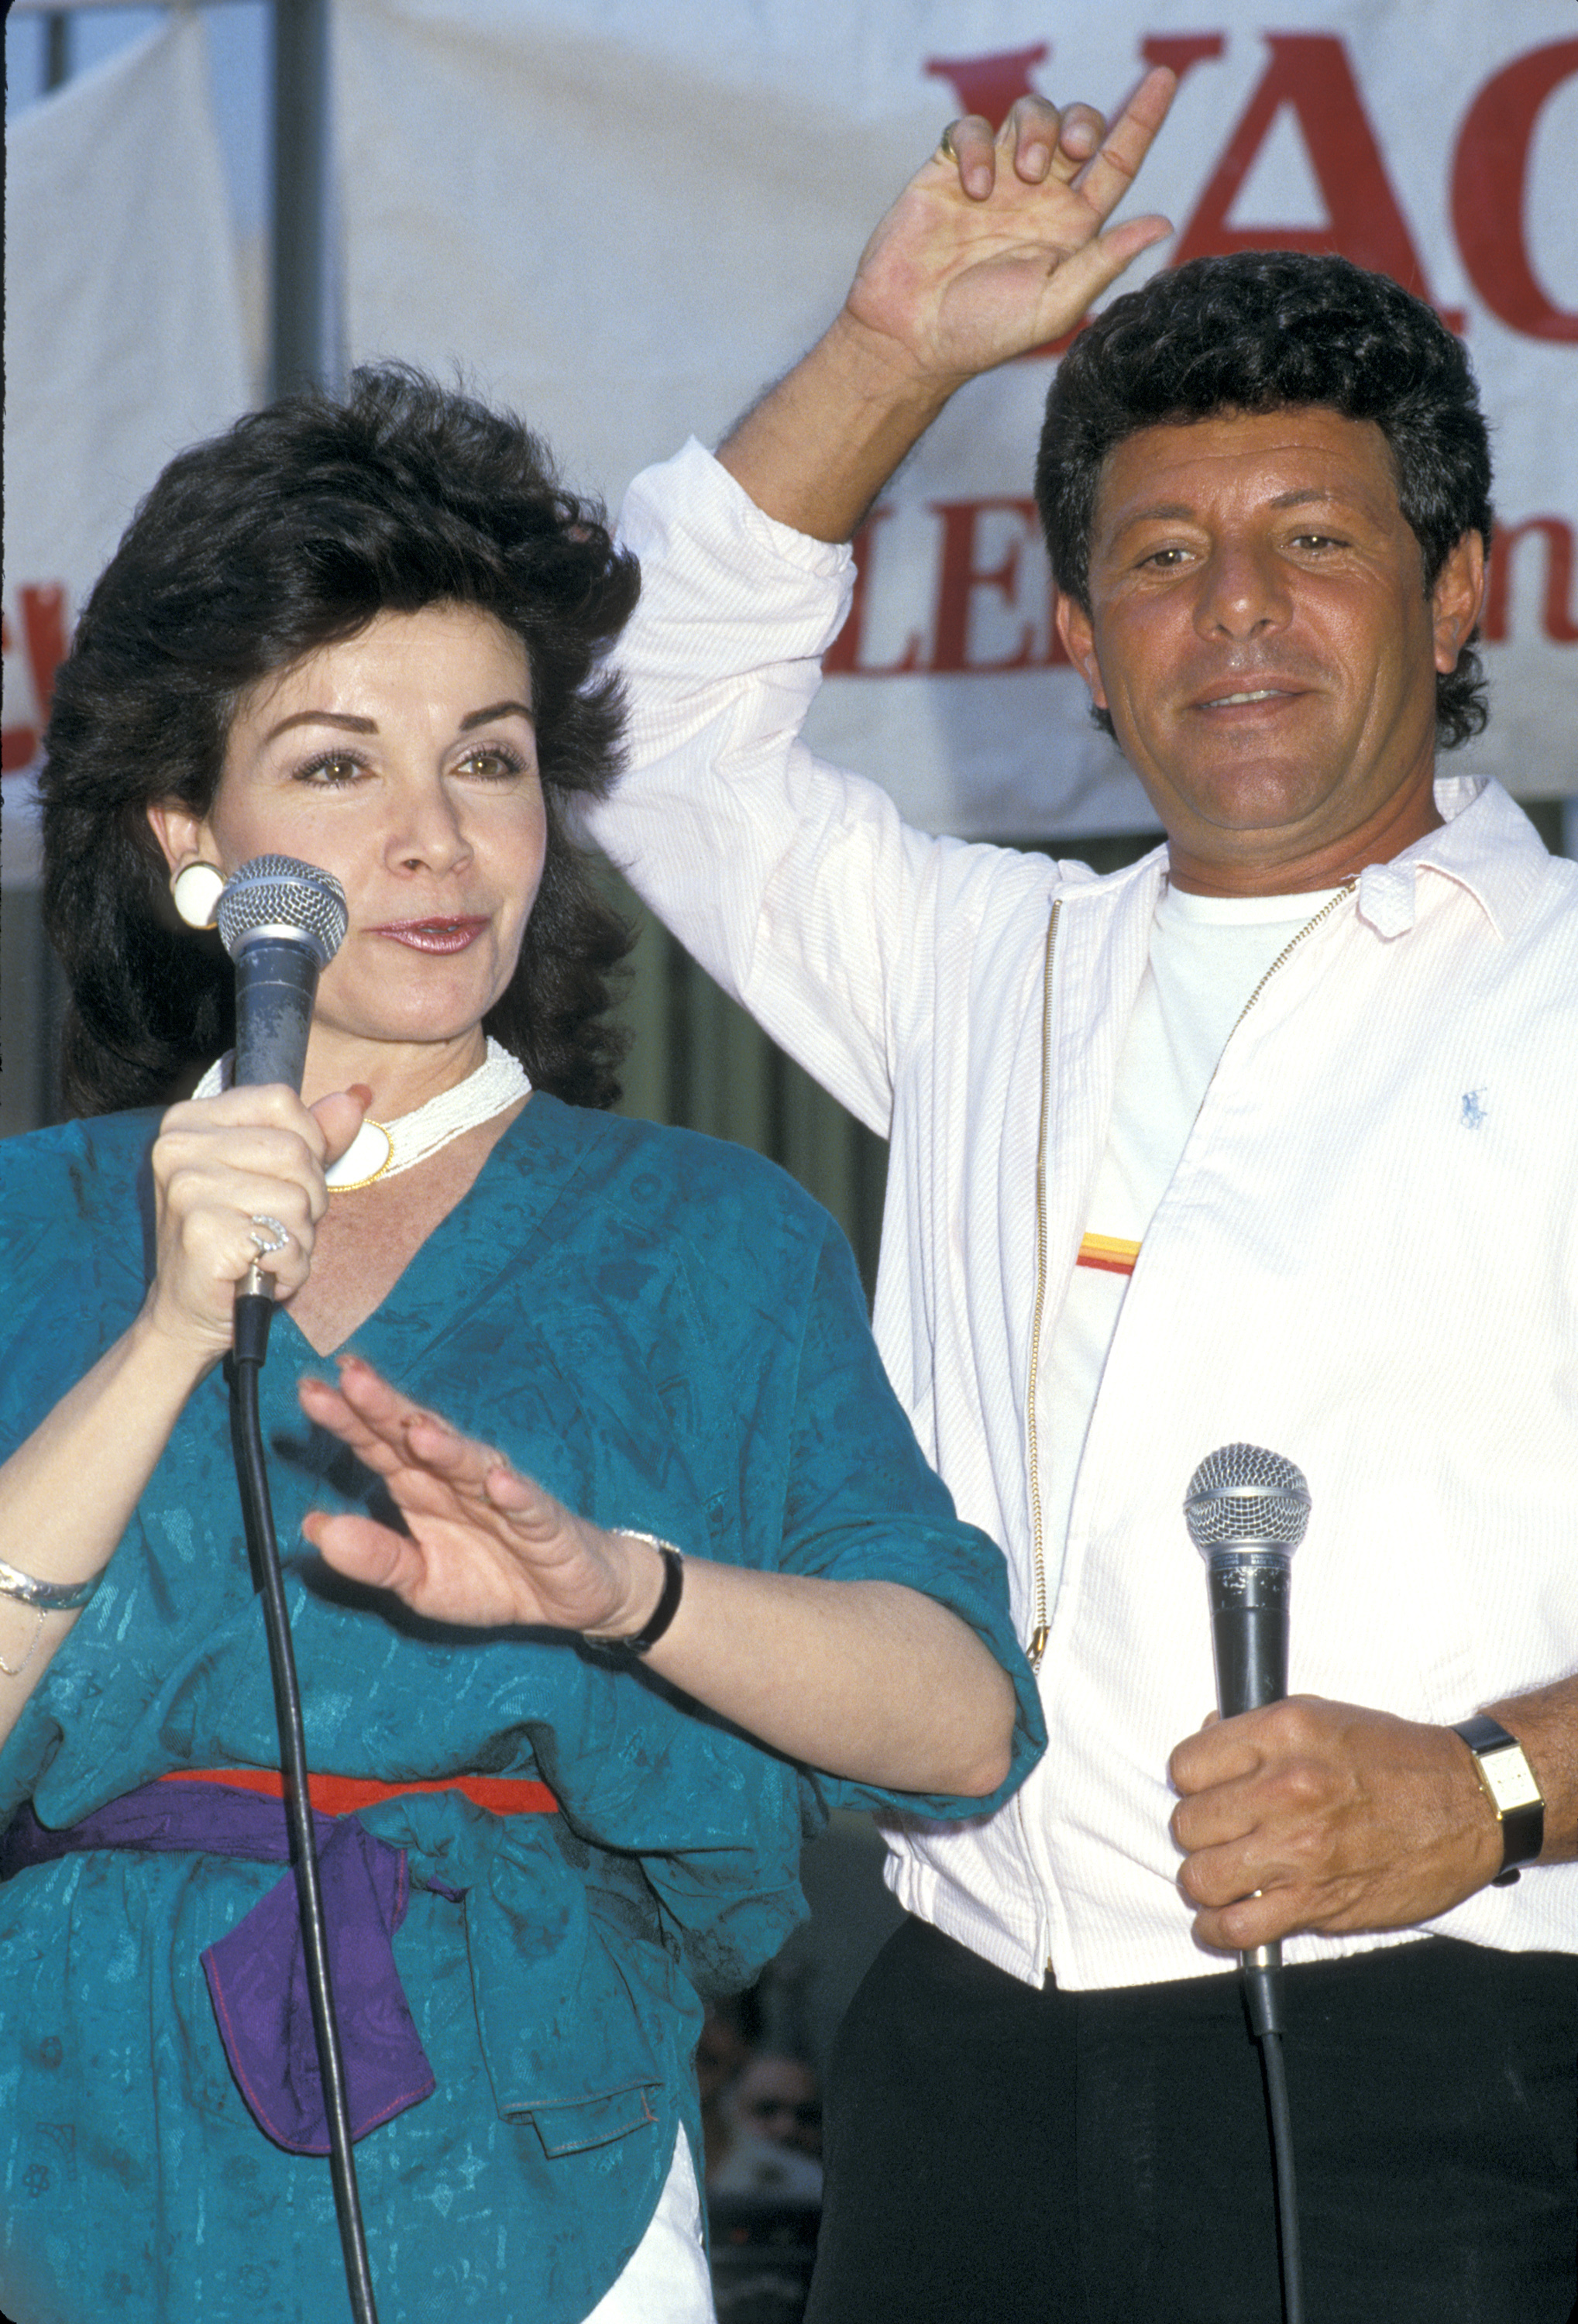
[1116,485,1372,536]
[262,709,376,744]
[459,700,534,731]
[1267,487,1355,514]
[260,699,533,746]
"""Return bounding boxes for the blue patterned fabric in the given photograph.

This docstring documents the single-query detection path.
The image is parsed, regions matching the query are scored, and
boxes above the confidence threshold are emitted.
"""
[0,1095,1042,2323]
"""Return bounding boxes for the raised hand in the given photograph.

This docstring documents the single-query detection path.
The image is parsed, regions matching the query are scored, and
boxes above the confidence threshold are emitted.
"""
[845,70,1177,387]
[297,1354,659,1636]
[716,70,1175,541]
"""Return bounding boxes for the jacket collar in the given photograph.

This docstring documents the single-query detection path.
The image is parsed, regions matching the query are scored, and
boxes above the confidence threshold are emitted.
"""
[1354,775,1549,942]
[1063,776,1549,945]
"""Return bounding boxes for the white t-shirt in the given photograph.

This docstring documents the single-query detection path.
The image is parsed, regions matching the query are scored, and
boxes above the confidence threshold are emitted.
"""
[1039,882,1343,1660]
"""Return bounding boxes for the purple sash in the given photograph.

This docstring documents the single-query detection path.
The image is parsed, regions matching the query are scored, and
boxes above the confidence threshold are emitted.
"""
[2,1779,443,2154]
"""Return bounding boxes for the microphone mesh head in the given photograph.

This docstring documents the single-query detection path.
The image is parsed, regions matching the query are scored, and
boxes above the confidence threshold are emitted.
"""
[217,855,349,968]
[1184,1443,1311,1554]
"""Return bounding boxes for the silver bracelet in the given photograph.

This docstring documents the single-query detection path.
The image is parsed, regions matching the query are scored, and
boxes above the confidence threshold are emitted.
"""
[0,1554,103,1612]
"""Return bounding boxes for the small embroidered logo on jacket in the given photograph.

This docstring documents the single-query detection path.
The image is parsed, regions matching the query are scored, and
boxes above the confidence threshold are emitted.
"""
[1460,1089,1488,1129]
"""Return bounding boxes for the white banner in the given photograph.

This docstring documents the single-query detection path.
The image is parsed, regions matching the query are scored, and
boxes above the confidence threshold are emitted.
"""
[2,14,250,882]
[339,0,1578,837]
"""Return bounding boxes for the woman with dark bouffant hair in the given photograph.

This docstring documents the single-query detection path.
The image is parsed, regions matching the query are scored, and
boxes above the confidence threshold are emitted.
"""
[43,362,636,1116]
[0,368,1039,2324]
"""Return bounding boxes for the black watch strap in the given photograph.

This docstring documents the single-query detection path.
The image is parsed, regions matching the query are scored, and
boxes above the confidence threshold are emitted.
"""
[614,1537,685,1657]
[1450,1714,1544,1886]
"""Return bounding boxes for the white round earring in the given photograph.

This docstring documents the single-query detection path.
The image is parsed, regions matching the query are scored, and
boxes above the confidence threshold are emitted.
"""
[170,859,226,930]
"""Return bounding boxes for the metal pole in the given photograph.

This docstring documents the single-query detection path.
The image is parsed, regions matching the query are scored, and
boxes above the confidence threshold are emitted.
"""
[270,0,330,395]
[44,10,71,88]
[35,11,74,1126]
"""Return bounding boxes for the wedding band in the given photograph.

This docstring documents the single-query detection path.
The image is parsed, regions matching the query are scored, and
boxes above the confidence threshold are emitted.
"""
[936,122,960,164]
[248,1214,292,1257]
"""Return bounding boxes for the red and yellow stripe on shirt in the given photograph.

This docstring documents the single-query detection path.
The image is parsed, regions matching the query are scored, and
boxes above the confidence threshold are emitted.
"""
[1076,1232,1141,1277]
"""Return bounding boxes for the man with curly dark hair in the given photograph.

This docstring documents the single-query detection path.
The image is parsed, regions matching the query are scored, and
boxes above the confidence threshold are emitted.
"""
[590,70,1577,2324]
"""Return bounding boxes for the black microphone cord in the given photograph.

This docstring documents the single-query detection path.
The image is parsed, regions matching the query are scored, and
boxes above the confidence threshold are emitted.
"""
[229,1278,380,2324]
[1241,1954,1304,2324]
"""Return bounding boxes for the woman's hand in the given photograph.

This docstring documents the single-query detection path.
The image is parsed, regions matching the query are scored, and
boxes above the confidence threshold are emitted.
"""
[298,1355,658,1635]
[299,1356,1018,1796]
[146,1084,369,1364]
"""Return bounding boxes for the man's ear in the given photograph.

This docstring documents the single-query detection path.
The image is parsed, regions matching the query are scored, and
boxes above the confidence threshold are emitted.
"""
[1432,531,1487,675]
[1055,592,1108,708]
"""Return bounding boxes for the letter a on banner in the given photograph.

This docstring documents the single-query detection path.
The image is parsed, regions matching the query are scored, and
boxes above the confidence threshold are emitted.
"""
[1166,33,1459,321]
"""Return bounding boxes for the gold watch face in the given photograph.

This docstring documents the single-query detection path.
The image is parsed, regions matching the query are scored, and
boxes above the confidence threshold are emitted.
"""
[1477,1742,1543,1818]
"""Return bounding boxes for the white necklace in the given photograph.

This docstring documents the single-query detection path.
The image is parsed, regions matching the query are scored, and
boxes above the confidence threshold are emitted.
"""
[193,1038,531,1191]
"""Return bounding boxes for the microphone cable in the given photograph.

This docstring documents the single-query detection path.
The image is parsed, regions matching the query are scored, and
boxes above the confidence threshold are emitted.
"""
[1241,1949,1304,2324]
[229,1272,380,2324]
[218,854,377,2322]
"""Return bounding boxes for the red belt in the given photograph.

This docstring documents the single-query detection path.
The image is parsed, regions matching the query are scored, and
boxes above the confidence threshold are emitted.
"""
[161,1768,558,1817]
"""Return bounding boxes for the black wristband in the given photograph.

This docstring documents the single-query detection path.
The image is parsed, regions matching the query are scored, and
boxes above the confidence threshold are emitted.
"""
[1450,1714,1545,1886]
[612,1535,685,1658]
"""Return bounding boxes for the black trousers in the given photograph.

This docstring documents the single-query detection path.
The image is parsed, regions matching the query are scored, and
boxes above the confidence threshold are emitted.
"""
[805,1917,1577,2324]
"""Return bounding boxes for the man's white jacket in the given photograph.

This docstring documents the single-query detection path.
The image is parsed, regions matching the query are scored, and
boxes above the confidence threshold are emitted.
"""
[588,439,1578,1992]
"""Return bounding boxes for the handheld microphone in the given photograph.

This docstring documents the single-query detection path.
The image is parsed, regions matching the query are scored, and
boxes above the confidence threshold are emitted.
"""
[217,856,348,1311]
[1183,1442,1311,2003]
[217,854,349,1094]
[1184,1442,1309,1724]
[1183,1448,1311,2322]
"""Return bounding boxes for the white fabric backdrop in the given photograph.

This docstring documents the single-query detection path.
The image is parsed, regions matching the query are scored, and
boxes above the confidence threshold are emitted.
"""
[338,0,1578,837]
[2,13,249,883]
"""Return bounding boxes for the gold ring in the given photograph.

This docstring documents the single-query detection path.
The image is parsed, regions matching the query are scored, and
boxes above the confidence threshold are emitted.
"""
[935,122,960,165]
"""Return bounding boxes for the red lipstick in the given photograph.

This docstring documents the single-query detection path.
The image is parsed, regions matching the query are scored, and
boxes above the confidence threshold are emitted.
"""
[373,916,488,954]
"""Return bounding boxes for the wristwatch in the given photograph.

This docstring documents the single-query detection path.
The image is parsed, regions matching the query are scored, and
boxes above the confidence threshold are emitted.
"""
[1449,1714,1545,1886]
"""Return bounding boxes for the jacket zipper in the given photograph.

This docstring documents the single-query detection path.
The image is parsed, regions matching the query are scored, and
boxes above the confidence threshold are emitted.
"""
[1024,900,1060,1672]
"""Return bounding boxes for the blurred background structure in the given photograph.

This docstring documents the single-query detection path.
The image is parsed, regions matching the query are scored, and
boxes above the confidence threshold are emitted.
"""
[5,8,1577,2309]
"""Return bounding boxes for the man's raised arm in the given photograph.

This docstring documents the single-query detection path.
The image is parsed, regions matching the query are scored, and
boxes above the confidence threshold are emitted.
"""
[717,67,1177,542]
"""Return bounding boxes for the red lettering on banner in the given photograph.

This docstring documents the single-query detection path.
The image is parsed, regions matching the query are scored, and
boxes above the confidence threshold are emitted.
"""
[826,506,1574,677]
[1481,518,1578,645]
[1167,35,1462,327]
[823,508,926,677]
[1140,35,1226,82]
[924,44,1049,126]
[1452,42,1578,344]
[930,499,1065,672]
[1,585,70,774]
[826,504,1071,676]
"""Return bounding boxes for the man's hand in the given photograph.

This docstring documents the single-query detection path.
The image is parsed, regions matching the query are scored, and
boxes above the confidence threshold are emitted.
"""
[717,70,1176,540]
[297,1353,662,1637]
[845,74,1177,388]
[1167,1696,1505,1952]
